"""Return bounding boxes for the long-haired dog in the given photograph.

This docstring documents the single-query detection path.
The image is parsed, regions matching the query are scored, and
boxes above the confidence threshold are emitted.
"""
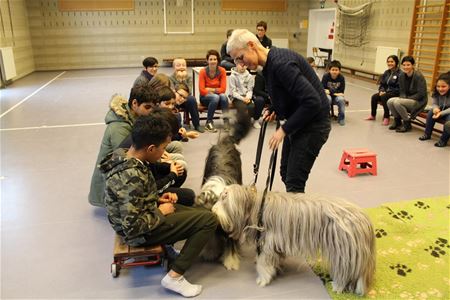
[195,110,252,270]
[212,184,376,296]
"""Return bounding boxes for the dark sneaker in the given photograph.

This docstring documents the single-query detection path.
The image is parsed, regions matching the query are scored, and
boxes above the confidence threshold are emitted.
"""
[435,140,447,147]
[205,122,217,133]
[418,134,431,141]
[194,126,205,133]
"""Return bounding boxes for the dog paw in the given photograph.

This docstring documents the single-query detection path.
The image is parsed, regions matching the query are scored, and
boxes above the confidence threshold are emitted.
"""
[222,255,240,270]
[256,276,270,287]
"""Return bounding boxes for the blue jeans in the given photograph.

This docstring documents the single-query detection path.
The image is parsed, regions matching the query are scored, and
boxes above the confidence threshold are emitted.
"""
[442,121,450,144]
[424,110,450,139]
[328,95,346,121]
[178,95,200,128]
[280,116,331,193]
[200,93,228,122]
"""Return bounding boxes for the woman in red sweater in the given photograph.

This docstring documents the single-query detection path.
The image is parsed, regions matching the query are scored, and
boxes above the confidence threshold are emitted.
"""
[199,49,229,132]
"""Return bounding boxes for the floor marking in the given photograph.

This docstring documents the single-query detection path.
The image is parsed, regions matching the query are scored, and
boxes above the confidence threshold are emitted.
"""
[59,74,135,80]
[0,71,66,119]
[0,122,104,132]
[346,81,378,92]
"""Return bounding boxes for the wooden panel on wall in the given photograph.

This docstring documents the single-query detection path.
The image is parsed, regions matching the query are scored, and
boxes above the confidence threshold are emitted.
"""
[222,0,287,11]
[58,1,133,11]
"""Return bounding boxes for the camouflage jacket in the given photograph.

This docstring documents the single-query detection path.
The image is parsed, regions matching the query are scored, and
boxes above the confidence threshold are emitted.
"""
[99,148,165,246]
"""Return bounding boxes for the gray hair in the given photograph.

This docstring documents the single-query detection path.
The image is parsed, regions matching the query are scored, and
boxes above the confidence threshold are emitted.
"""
[226,28,261,55]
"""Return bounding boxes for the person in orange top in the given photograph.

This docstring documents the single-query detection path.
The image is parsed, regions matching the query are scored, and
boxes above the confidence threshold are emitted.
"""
[199,49,229,132]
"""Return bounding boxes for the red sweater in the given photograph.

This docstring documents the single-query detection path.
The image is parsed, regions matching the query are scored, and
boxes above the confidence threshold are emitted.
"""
[199,66,227,96]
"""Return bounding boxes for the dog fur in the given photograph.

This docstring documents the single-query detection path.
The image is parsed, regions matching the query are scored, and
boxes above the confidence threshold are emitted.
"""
[212,184,376,295]
[195,111,252,270]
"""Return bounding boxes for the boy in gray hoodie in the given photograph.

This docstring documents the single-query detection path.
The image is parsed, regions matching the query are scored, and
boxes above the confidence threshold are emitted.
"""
[228,63,265,128]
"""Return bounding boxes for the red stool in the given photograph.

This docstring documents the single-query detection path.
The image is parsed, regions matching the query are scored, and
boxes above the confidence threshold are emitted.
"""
[338,148,377,177]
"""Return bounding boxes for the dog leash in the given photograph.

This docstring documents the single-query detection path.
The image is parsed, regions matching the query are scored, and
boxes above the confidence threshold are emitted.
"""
[252,119,268,185]
[256,120,280,256]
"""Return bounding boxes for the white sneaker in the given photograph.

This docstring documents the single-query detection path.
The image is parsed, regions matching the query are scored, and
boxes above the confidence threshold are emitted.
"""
[253,121,261,129]
[161,274,202,297]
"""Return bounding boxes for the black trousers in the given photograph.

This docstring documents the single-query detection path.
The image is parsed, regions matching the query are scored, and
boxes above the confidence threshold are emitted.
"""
[280,116,331,193]
[370,92,397,119]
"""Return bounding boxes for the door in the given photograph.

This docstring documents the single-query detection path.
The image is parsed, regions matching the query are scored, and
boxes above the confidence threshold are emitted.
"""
[307,8,336,64]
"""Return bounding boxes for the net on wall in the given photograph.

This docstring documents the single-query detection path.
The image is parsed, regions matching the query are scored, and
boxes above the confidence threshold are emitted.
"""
[336,1,373,47]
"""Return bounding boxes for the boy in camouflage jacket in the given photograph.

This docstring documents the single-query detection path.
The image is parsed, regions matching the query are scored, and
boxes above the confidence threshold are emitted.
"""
[100,115,217,298]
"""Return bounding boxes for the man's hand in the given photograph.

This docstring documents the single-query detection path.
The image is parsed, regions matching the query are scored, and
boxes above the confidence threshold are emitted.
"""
[170,162,184,176]
[268,127,286,150]
[158,203,175,215]
[160,192,178,204]
[263,110,276,122]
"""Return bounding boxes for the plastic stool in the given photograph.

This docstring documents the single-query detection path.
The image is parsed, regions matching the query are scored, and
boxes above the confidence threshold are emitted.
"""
[339,148,377,177]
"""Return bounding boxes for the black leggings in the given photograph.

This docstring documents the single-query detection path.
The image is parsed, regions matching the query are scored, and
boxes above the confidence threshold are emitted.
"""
[370,92,398,119]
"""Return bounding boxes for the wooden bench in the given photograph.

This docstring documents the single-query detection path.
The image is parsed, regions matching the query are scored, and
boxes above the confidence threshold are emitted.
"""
[111,234,167,277]
[341,65,380,82]
[162,58,206,67]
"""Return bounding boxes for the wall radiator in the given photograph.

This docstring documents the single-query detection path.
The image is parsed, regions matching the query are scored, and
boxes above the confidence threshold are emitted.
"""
[0,47,17,82]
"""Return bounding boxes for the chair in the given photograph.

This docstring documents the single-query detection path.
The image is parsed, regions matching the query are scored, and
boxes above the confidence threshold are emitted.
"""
[312,47,328,68]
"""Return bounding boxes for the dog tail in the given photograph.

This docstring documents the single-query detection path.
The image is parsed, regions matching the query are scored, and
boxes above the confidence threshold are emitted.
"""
[228,109,252,144]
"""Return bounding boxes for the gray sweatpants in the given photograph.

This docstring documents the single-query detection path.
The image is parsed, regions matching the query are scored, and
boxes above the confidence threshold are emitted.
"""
[387,97,418,121]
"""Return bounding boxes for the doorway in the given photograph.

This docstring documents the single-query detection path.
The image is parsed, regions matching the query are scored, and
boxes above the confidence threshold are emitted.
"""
[307,8,336,67]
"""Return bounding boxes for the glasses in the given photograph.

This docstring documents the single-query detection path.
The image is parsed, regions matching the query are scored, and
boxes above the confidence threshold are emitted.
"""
[234,54,244,64]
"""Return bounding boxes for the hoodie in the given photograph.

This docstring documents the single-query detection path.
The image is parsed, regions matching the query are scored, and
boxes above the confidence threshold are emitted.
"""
[228,67,255,101]
[88,94,137,207]
[100,148,165,246]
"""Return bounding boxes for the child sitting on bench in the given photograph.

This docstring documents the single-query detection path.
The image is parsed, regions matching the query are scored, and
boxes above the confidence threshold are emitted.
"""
[101,114,217,298]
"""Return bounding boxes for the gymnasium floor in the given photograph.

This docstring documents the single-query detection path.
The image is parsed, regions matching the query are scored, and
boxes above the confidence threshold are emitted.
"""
[1,67,448,299]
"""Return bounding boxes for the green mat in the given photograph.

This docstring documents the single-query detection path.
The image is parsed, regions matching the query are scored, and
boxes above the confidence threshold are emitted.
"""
[314,196,450,299]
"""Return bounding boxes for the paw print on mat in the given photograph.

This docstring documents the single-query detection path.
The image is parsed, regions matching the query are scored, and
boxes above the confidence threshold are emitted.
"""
[414,201,430,209]
[388,209,414,220]
[425,237,450,258]
[316,271,332,284]
[375,228,387,238]
[389,264,412,276]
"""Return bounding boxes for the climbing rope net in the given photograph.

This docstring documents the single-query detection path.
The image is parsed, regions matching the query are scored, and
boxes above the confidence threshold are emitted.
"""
[336,1,373,47]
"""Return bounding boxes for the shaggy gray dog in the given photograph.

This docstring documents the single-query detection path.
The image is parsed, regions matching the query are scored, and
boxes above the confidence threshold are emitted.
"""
[195,111,252,270]
[212,184,376,295]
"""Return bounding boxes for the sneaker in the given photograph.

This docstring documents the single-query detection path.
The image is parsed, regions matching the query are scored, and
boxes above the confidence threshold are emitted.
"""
[204,122,217,133]
[161,274,202,297]
[419,134,431,141]
[434,140,447,147]
[194,126,204,133]
[253,121,261,129]
[382,118,389,126]
[339,119,345,126]
[365,116,375,121]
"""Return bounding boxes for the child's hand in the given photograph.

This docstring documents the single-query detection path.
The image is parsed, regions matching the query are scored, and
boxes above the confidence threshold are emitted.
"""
[432,111,441,119]
[160,192,178,204]
[433,108,441,115]
[179,127,187,137]
[379,91,386,96]
[334,93,344,97]
[243,97,251,104]
[158,203,175,215]
[170,162,184,176]
[186,131,199,139]
[325,89,330,95]
[160,151,172,163]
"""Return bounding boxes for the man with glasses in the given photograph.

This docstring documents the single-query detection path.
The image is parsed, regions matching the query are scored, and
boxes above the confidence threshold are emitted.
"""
[227,29,331,193]
[133,56,159,89]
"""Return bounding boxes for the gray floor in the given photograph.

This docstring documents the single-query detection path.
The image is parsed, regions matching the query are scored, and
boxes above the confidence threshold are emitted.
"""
[1,67,448,299]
